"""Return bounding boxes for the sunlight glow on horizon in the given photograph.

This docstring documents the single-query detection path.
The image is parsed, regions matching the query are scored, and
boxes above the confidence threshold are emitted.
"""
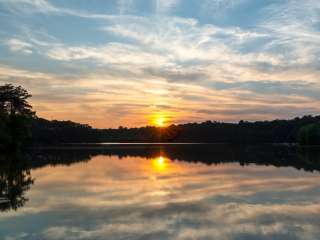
[154,116,165,127]
[151,113,170,127]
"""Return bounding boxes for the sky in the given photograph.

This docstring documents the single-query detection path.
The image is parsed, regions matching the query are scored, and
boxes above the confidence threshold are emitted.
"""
[0,0,319,128]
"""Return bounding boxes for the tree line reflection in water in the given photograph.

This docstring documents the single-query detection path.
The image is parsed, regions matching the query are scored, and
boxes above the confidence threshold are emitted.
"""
[0,144,320,212]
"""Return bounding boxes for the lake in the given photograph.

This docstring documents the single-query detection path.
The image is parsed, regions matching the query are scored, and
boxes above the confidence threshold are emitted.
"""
[1,144,320,240]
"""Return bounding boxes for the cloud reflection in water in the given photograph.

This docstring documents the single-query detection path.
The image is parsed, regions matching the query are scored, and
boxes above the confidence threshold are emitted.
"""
[0,150,320,240]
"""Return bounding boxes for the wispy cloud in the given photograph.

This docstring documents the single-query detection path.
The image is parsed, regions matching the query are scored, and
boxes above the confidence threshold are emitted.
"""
[5,38,33,54]
[0,0,319,127]
[46,43,170,67]
[0,0,58,14]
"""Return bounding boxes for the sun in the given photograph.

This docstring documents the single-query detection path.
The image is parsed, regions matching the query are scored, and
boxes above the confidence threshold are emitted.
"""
[155,116,165,127]
[152,114,167,127]
[150,112,171,127]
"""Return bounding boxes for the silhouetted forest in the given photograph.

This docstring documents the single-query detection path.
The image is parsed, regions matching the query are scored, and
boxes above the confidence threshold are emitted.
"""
[1,84,320,147]
[32,115,320,145]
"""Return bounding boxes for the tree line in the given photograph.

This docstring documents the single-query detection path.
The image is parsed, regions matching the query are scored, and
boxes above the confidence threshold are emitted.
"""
[31,115,320,145]
[1,84,320,149]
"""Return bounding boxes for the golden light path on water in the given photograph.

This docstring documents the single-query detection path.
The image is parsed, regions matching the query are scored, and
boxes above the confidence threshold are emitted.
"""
[151,156,168,172]
[1,153,320,240]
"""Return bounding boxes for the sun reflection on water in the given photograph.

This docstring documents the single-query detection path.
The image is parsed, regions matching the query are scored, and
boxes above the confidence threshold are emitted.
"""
[6,152,320,240]
[151,156,169,172]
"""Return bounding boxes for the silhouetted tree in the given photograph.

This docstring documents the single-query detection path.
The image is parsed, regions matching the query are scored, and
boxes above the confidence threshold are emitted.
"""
[0,84,35,150]
[0,153,34,212]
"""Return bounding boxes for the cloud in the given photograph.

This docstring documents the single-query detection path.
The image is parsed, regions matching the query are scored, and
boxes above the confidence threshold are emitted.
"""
[0,64,53,81]
[144,67,208,83]
[46,43,169,67]
[0,0,319,127]
[0,0,59,14]
[5,38,33,54]
[211,80,320,100]
[2,153,320,240]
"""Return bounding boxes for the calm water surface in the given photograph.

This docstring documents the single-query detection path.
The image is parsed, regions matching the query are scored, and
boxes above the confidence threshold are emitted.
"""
[1,144,320,240]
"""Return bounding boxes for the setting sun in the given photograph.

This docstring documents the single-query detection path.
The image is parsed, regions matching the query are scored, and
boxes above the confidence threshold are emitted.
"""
[155,116,165,127]
[151,114,168,127]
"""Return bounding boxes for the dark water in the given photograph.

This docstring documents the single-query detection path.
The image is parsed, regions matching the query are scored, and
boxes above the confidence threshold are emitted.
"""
[1,144,320,240]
